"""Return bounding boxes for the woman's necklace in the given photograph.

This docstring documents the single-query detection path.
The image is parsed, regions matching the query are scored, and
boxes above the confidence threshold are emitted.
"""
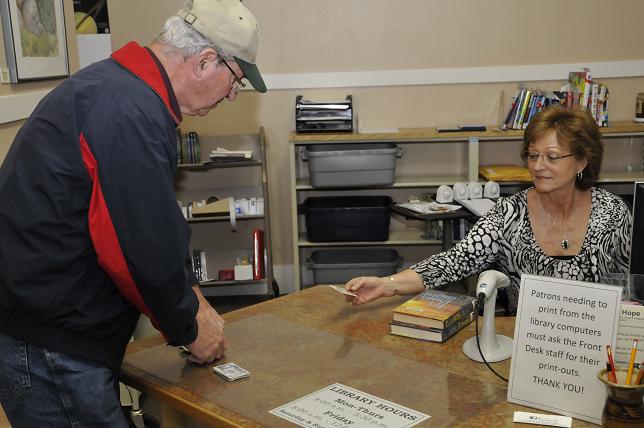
[544,208,574,250]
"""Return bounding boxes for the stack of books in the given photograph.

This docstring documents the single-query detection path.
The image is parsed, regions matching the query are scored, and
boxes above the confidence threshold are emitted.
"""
[176,130,201,164]
[390,289,476,343]
[209,147,253,162]
[501,68,609,131]
[566,68,608,127]
[500,89,563,131]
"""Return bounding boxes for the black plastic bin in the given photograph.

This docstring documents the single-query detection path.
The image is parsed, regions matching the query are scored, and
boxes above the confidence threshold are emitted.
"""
[306,248,403,284]
[302,196,392,242]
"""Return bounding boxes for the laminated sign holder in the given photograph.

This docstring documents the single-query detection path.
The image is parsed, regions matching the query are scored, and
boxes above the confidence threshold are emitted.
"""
[507,275,622,425]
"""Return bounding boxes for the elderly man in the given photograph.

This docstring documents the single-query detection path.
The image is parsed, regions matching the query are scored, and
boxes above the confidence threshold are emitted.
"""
[0,0,266,426]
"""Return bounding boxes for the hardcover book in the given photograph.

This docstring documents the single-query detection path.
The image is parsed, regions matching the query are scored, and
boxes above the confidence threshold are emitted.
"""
[516,89,532,130]
[392,289,476,329]
[390,312,475,342]
[511,88,527,130]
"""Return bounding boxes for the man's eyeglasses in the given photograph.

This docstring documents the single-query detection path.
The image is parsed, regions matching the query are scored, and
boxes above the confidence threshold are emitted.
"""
[521,151,574,164]
[220,59,246,93]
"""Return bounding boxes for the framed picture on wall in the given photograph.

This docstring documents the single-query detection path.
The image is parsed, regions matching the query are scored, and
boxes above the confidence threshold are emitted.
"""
[0,0,69,83]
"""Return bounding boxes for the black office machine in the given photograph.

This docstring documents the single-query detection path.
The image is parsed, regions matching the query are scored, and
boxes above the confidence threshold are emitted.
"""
[295,95,353,133]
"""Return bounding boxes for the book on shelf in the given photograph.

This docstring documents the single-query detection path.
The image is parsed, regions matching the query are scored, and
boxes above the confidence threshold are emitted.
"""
[510,88,526,130]
[590,83,598,120]
[499,69,609,131]
[500,95,518,131]
[503,89,559,131]
[392,289,477,329]
[523,92,538,130]
[516,89,532,130]
[177,130,201,164]
[523,95,544,129]
[191,249,208,282]
[199,251,208,281]
[567,68,609,126]
[390,312,475,343]
[209,147,253,162]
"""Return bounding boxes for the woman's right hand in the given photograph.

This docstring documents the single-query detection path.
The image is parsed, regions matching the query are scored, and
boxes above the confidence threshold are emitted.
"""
[344,276,396,306]
[344,270,425,306]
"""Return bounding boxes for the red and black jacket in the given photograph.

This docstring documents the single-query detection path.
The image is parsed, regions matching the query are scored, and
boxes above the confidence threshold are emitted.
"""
[0,42,199,372]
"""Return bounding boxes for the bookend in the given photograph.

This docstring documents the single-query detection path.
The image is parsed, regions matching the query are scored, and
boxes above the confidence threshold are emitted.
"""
[462,270,513,363]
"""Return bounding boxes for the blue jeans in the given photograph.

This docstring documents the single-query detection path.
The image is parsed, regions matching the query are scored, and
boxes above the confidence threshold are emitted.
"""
[0,331,129,428]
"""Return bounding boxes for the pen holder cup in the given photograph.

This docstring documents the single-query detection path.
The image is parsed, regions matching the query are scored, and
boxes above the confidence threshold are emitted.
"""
[597,368,644,427]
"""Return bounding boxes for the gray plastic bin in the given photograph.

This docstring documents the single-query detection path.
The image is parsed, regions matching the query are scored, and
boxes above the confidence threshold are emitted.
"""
[306,248,403,284]
[303,143,402,188]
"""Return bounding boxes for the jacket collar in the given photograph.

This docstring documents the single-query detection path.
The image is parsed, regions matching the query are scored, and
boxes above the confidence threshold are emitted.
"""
[111,42,182,125]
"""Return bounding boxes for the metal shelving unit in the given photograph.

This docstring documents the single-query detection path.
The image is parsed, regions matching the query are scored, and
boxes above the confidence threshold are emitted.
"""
[176,127,276,298]
[289,123,644,291]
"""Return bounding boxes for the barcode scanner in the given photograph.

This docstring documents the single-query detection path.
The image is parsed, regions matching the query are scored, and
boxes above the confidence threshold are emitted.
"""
[463,270,513,364]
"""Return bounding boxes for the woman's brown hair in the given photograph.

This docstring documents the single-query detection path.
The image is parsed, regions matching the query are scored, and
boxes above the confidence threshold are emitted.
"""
[521,105,604,190]
[523,104,603,190]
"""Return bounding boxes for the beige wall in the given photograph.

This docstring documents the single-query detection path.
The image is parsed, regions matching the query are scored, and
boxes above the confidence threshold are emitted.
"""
[107,0,644,280]
[3,0,644,290]
[108,0,644,73]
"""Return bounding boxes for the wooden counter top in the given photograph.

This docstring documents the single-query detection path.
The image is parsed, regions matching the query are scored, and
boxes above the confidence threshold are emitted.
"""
[122,286,597,427]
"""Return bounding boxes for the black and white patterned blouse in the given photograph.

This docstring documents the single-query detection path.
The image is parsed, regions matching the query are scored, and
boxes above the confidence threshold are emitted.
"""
[410,187,631,311]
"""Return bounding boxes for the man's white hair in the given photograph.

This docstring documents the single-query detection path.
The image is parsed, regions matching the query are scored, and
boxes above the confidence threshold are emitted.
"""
[156,2,232,60]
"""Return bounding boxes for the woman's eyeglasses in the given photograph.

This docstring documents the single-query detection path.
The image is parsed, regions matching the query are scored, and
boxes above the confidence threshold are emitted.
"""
[521,151,574,164]
[220,59,246,93]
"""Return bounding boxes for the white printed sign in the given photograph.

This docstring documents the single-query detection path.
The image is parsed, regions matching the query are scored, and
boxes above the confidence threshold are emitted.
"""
[507,275,622,425]
[270,383,430,428]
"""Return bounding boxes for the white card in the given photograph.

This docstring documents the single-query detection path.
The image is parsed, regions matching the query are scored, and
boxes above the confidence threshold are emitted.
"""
[326,284,357,297]
[213,362,250,381]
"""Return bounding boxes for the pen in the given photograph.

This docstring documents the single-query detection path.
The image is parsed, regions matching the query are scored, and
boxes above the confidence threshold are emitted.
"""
[626,339,639,385]
[606,345,618,383]
[635,362,644,386]
[606,362,615,383]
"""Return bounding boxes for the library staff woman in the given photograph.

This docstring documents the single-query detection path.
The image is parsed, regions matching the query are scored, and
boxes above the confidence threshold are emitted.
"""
[345,105,631,312]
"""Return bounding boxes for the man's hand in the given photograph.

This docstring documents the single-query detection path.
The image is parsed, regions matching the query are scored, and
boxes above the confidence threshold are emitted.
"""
[186,286,228,364]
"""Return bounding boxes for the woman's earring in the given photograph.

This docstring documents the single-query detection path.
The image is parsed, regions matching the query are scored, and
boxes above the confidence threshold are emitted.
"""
[577,171,583,180]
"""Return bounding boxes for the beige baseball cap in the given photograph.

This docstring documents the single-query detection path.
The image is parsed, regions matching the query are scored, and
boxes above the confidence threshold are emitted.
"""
[177,0,266,93]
